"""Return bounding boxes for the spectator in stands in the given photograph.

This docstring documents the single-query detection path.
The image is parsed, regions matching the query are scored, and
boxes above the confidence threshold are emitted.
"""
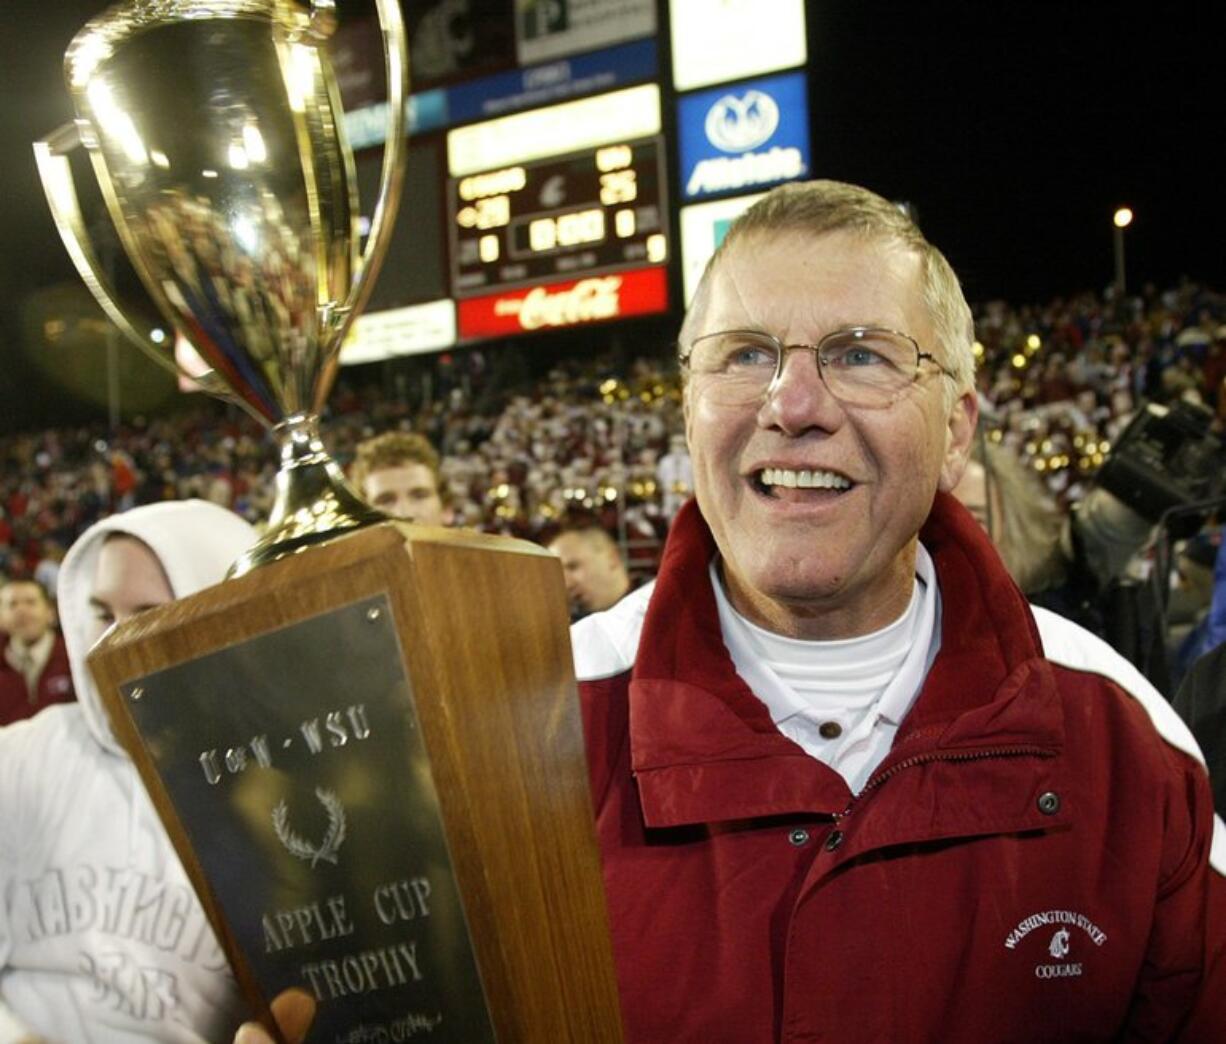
[656,432,693,520]
[1177,530,1226,676]
[1037,351,1080,403]
[952,427,1177,663]
[0,579,73,725]
[951,440,1067,596]
[32,539,65,596]
[349,431,450,525]
[1174,637,1226,818]
[0,500,252,1041]
[1205,325,1226,414]
[547,523,632,618]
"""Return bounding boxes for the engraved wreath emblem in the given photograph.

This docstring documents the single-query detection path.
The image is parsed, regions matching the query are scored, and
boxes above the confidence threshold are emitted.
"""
[272,788,347,867]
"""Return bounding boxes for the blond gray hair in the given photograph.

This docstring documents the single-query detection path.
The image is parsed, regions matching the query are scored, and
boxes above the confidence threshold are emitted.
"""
[680,180,975,400]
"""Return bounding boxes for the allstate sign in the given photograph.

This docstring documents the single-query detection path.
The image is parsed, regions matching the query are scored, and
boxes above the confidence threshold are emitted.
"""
[678,71,810,201]
[706,91,778,152]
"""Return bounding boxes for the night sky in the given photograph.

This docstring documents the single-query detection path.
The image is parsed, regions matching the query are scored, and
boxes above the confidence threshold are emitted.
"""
[1,1,1223,388]
[803,3,1226,304]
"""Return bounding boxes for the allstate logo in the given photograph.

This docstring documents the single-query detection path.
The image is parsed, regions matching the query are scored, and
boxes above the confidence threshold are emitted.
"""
[705,90,779,153]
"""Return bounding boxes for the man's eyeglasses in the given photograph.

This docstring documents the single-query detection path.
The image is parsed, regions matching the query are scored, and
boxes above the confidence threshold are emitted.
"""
[680,327,957,409]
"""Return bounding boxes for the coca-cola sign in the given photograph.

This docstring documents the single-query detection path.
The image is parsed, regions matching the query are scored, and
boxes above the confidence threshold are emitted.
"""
[459,267,668,340]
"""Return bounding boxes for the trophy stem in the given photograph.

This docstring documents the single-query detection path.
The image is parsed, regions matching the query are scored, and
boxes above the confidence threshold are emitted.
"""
[229,414,384,576]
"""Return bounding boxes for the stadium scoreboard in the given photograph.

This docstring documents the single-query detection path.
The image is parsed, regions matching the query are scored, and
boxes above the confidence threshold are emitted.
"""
[333,2,812,356]
[448,137,668,298]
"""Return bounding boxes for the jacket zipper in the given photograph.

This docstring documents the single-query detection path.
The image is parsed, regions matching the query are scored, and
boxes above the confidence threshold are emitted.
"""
[833,745,1057,821]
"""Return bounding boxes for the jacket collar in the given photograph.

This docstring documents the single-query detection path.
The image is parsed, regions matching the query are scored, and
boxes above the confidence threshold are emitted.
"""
[628,494,1064,828]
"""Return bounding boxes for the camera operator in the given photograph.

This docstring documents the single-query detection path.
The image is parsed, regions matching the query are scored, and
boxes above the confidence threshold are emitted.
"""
[955,397,1226,690]
[1090,398,1226,685]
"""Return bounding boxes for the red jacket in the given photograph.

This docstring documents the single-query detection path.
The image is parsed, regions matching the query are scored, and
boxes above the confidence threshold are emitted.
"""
[0,632,75,726]
[574,495,1223,1042]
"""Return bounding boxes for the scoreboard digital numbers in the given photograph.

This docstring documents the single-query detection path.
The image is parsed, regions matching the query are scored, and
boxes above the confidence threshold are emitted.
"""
[449,137,668,298]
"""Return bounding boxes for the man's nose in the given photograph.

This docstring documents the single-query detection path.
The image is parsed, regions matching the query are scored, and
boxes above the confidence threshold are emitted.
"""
[758,348,842,434]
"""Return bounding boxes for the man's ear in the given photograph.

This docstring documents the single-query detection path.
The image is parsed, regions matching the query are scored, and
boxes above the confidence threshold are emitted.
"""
[938,387,979,492]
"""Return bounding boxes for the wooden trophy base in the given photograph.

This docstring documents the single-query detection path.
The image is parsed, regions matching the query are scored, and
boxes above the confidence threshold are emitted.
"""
[88,521,624,1042]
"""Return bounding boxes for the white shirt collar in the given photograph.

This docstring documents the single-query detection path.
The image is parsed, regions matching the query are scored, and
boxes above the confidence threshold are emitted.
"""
[711,545,942,790]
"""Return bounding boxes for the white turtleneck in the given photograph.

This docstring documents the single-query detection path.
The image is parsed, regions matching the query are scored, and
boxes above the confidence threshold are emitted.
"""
[712,544,941,793]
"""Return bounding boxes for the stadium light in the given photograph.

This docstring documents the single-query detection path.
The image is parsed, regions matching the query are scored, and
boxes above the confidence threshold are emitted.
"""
[1113,206,1133,299]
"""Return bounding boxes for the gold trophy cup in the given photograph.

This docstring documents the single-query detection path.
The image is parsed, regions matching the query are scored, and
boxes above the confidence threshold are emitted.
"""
[37,4,625,1039]
[34,0,407,574]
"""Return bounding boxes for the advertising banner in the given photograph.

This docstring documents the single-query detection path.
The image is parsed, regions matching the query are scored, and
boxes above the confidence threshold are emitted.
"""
[344,40,657,148]
[447,83,660,176]
[670,0,806,91]
[679,193,765,303]
[515,0,655,66]
[341,301,457,364]
[449,37,657,123]
[407,0,516,90]
[677,71,810,202]
[457,266,667,339]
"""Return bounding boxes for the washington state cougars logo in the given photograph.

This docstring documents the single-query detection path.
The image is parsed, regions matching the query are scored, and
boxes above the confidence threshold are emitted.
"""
[1004,909,1106,981]
[272,788,347,867]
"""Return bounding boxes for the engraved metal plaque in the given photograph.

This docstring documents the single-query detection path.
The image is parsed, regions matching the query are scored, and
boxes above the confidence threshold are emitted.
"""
[125,594,494,1043]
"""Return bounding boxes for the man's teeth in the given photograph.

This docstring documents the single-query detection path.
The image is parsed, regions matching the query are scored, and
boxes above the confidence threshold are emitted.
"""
[759,467,850,490]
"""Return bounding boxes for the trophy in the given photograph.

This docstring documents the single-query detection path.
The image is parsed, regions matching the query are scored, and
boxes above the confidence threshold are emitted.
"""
[34,0,407,576]
[35,2,624,1040]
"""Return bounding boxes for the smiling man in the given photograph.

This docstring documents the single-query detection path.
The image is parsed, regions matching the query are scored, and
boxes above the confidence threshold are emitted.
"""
[568,181,1224,1042]
[234,182,1225,1044]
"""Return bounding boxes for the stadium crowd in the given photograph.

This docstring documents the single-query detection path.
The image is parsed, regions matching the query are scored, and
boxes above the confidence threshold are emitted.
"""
[2,279,1224,602]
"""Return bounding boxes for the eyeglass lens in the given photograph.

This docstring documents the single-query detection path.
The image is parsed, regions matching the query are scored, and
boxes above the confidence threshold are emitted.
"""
[688,329,921,406]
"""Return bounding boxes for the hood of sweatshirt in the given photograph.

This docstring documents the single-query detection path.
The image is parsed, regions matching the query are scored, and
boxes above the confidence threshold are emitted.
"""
[56,499,256,756]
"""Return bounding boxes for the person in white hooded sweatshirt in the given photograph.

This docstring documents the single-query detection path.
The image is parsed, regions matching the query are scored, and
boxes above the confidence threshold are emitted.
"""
[0,500,255,1043]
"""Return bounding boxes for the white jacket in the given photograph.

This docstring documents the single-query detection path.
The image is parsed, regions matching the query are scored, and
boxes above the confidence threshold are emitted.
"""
[0,502,255,1043]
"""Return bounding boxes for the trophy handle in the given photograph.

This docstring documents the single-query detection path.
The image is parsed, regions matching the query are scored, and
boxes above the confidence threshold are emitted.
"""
[34,123,174,372]
[331,0,408,339]
[32,122,237,402]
